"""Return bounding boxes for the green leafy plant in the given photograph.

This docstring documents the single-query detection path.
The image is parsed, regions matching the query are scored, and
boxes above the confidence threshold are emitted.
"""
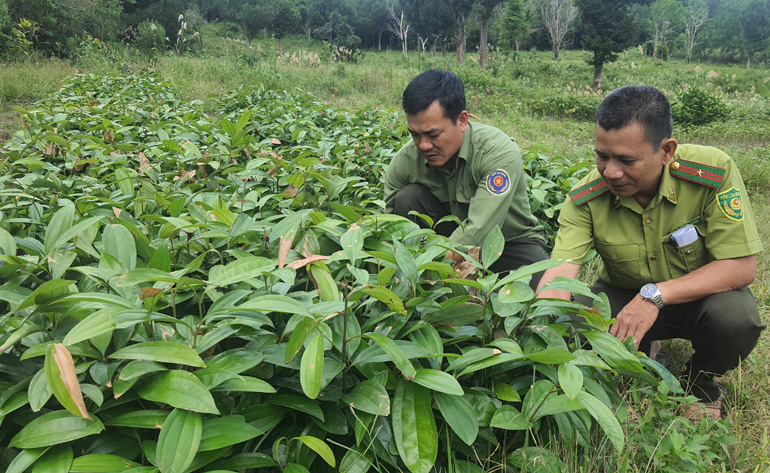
[0,71,715,473]
[672,85,729,127]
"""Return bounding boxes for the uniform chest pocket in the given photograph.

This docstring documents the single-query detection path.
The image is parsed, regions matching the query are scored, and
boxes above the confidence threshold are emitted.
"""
[595,240,643,287]
[662,232,710,277]
[456,183,474,204]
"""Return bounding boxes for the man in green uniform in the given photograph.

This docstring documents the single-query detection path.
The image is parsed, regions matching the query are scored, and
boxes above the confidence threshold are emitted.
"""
[537,84,765,418]
[384,69,548,285]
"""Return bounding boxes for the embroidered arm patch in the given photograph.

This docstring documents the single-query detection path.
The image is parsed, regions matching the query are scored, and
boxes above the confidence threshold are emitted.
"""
[716,187,743,221]
[486,169,511,195]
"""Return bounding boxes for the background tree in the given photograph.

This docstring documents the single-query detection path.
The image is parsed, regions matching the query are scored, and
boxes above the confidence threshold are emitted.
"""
[122,0,187,46]
[499,0,529,60]
[478,0,505,67]
[714,0,770,69]
[423,0,454,55]
[222,0,266,49]
[539,0,579,59]
[683,0,708,63]
[446,0,474,64]
[267,0,300,55]
[649,0,686,59]
[317,10,361,49]
[577,0,645,91]
[387,3,409,56]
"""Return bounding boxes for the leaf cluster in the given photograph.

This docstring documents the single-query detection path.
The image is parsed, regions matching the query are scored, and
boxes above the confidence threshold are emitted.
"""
[0,71,679,473]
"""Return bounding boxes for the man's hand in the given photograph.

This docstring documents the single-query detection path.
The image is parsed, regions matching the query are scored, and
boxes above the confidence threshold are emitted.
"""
[609,295,658,349]
[445,250,464,263]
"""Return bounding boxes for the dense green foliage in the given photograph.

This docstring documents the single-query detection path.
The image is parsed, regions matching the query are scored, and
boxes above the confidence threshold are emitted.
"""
[671,85,729,126]
[0,0,769,70]
[0,71,702,473]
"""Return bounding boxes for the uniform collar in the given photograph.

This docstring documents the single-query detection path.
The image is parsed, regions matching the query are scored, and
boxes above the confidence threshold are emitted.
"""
[660,160,678,204]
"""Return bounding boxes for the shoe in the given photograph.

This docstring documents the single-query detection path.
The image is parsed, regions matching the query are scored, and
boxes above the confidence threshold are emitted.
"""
[679,382,726,421]
[679,396,724,421]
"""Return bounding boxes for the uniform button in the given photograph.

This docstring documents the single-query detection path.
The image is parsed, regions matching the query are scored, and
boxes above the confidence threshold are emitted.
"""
[650,256,657,261]
[685,249,692,254]
[645,219,652,225]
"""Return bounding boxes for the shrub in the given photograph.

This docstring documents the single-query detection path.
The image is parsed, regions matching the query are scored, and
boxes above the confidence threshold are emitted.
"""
[0,71,720,473]
[525,92,601,121]
[672,85,729,126]
[133,20,166,56]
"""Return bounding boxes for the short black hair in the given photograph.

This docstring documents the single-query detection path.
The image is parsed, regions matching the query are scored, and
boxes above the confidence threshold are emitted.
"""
[402,69,466,122]
[596,84,673,149]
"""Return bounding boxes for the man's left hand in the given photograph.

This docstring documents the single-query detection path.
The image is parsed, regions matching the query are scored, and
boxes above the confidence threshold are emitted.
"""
[609,295,658,349]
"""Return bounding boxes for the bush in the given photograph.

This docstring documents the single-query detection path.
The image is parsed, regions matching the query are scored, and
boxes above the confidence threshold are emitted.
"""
[133,20,166,56]
[524,92,601,121]
[672,85,729,126]
[0,71,689,473]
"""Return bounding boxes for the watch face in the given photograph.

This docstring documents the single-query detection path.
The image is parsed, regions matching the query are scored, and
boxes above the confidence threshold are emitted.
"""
[641,284,657,298]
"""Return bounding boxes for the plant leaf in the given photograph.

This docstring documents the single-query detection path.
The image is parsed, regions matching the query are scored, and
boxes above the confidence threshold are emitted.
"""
[296,436,336,467]
[300,332,325,399]
[490,405,532,430]
[364,333,416,380]
[45,343,90,419]
[577,391,624,452]
[109,341,206,367]
[137,370,219,414]
[157,408,202,473]
[392,380,437,473]
[10,410,104,448]
[341,380,390,416]
[198,416,264,451]
[411,369,463,395]
[481,225,505,269]
[434,392,478,446]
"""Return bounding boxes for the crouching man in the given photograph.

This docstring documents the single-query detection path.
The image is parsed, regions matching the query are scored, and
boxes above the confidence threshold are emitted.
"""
[537,84,765,419]
[384,69,548,286]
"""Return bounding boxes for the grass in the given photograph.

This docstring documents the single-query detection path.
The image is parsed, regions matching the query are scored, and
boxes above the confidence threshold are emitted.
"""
[1,32,769,471]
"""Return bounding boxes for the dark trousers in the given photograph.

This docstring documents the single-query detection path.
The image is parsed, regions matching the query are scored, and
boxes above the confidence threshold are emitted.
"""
[392,183,548,288]
[577,281,765,401]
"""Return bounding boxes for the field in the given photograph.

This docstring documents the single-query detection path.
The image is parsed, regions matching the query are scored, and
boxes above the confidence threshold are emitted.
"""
[1,32,769,472]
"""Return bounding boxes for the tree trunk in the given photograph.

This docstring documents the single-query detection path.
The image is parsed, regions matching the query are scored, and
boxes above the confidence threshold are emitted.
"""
[442,40,447,57]
[455,23,466,64]
[592,59,603,92]
[242,24,252,49]
[480,20,489,68]
[514,41,520,61]
[378,30,383,50]
[747,54,751,70]
[553,44,559,59]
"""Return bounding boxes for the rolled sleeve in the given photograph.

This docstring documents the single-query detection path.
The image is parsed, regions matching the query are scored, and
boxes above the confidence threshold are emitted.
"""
[551,196,594,263]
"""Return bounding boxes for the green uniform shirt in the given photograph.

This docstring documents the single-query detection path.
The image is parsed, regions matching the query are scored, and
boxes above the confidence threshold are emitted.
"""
[552,144,763,289]
[384,122,544,246]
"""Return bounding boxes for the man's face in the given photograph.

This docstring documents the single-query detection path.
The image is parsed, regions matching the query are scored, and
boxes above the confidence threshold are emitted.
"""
[594,122,675,202]
[406,100,468,168]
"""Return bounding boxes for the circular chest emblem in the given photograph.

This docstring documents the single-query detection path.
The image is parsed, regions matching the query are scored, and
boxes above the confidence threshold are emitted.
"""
[486,169,511,195]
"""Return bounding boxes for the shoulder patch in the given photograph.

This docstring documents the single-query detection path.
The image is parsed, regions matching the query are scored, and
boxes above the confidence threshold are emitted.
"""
[569,177,609,206]
[716,187,744,221]
[486,169,511,195]
[669,159,725,189]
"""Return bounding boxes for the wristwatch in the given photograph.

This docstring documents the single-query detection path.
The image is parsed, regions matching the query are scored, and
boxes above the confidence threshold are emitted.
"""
[640,283,665,309]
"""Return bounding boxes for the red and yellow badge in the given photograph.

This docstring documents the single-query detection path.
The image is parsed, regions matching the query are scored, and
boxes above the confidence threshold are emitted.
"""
[716,187,743,221]
[486,169,511,195]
